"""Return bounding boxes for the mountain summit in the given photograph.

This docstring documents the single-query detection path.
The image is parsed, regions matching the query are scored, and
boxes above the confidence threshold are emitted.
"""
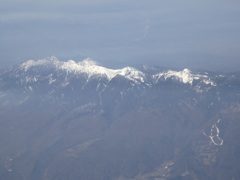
[19,56,145,83]
[0,57,240,180]
[4,56,217,92]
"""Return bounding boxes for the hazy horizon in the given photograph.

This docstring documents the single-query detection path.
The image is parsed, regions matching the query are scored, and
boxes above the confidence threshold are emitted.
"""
[1,0,240,71]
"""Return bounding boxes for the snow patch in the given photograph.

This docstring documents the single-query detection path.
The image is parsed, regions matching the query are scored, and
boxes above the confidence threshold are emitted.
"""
[203,119,224,146]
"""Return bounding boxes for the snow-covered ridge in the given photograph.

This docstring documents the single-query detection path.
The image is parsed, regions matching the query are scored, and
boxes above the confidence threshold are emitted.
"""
[153,69,216,86]
[19,56,216,86]
[20,56,145,83]
[20,56,61,71]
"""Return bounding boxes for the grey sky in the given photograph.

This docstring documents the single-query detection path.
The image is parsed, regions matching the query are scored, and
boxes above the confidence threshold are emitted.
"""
[1,0,240,71]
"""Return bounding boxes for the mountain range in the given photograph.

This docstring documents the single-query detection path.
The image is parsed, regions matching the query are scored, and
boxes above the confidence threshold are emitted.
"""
[0,57,240,180]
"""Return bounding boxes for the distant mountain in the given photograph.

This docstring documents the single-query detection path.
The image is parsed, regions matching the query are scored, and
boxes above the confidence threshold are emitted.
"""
[0,57,240,180]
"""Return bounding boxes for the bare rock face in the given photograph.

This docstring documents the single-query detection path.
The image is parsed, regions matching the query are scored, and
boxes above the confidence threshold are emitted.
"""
[0,57,240,180]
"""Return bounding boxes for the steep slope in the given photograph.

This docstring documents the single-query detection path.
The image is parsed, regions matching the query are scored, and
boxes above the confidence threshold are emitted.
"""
[0,57,240,180]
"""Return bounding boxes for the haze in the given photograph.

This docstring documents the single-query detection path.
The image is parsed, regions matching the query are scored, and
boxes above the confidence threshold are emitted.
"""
[1,0,240,71]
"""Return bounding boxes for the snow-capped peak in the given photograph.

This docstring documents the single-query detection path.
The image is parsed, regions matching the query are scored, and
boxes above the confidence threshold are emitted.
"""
[59,59,116,80]
[19,57,217,87]
[153,68,195,84]
[60,60,145,82]
[19,57,145,83]
[78,58,98,66]
[20,56,60,71]
[117,67,145,83]
[153,68,216,86]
